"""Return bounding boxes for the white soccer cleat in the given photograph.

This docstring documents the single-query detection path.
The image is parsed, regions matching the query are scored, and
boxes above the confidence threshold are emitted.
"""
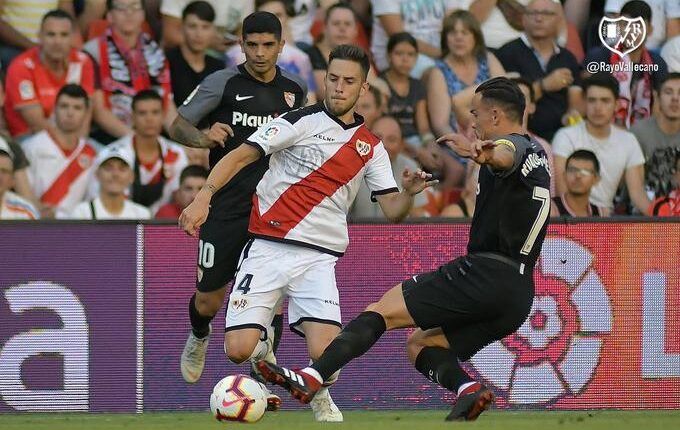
[310,387,343,422]
[180,326,210,383]
[259,382,282,411]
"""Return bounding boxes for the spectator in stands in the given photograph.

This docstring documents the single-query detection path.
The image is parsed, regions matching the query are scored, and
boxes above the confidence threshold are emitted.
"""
[67,146,151,219]
[0,134,38,205]
[350,115,426,218]
[0,141,39,219]
[583,1,669,128]
[3,10,96,140]
[604,0,680,51]
[439,162,479,217]
[512,76,556,194]
[427,10,504,136]
[0,0,62,66]
[289,0,319,47]
[166,1,223,106]
[649,149,680,216]
[631,72,680,199]
[551,149,606,216]
[161,0,253,50]
[304,3,359,100]
[226,0,318,103]
[370,0,461,77]
[22,84,97,219]
[661,35,680,72]
[552,72,650,213]
[155,164,207,219]
[355,85,385,131]
[84,0,177,144]
[496,0,582,141]
[104,90,188,214]
[378,32,432,151]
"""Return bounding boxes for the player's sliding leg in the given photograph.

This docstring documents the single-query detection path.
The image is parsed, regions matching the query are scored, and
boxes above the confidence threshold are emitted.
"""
[300,321,343,422]
[181,288,225,383]
[250,303,284,384]
[257,283,414,402]
[406,328,494,421]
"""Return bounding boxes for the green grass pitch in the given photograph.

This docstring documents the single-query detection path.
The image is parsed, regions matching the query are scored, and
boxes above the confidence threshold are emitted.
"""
[1,410,679,429]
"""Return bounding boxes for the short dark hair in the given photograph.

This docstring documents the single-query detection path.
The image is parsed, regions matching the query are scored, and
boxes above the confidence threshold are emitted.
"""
[582,72,620,99]
[328,44,370,80]
[511,77,535,103]
[475,77,526,123]
[57,84,89,107]
[107,0,146,11]
[182,1,215,22]
[242,11,282,40]
[41,9,74,27]
[567,149,600,174]
[255,0,295,17]
[324,2,356,24]
[180,165,209,184]
[621,0,652,22]
[132,89,163,110]
[387,32,417,54]
[656,72,680,92]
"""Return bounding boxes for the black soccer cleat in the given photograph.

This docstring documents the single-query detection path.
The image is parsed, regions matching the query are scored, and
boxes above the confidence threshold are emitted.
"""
[256,360,321,404]
[445,382,495,421]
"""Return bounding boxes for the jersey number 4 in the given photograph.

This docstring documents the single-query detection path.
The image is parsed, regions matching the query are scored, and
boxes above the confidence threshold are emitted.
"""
[520,186,550,256]
[236,274,253,294]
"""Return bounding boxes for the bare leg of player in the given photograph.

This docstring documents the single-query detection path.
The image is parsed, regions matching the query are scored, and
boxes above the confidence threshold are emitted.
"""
[181,287,226,383]
[299,321,343,422]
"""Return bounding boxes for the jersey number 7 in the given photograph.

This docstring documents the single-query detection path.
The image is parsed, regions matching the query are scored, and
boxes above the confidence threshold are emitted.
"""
[521,186,550,256]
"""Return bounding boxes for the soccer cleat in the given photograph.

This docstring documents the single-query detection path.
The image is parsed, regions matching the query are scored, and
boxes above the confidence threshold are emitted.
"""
[250,333,281,411]
[445,382,495,421]
[256,360,321,404]
[258,382,282,412]
[180,325,211,383]
[310,387,343,422]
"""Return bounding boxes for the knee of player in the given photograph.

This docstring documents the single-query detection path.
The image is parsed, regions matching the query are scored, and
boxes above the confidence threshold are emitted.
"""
[195,293,223,316]
[406,333,425,363]
[223,338,252,364]
[364,301,382,314]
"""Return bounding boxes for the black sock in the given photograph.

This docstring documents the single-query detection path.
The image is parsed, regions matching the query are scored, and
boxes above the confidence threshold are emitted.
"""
[189,293,213,339]
[415,346,472,393]
[271,313,283,354]
[311,311,386,381]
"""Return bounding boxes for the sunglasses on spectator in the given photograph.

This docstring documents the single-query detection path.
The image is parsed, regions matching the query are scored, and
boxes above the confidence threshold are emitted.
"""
[566,166,596,177]
[525,10,558,17]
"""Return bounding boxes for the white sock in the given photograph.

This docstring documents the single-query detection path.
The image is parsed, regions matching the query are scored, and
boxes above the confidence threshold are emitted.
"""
[248,339,270,361]
[301,367,323,384]
[457,381,477,396]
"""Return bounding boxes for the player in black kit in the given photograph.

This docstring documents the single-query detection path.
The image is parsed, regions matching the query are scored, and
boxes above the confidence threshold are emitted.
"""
[169,11,306,405]
[257,77,552,421]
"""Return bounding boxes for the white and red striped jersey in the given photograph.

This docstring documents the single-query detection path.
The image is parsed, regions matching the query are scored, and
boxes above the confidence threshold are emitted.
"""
[0,191,40,220]
[22,130,97,217]
[101,135,189,214]
[245,103,399,255]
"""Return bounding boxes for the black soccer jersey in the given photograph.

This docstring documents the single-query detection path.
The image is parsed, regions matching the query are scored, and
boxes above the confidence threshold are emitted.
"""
[178,64,307,220]
[467,133,551,272]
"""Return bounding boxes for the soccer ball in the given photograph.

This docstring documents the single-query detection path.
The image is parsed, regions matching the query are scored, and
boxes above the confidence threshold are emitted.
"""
[210,375,267,423]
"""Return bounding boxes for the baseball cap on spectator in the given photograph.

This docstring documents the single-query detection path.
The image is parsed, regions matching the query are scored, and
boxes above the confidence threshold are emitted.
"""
[96,146,134,169]
[0,137,14,162]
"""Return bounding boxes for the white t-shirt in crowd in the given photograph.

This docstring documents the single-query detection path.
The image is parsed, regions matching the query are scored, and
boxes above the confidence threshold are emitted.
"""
[161,0,254,33]
[661,35,680,72]
[371,0,463,72]
[552,122,646,209]
[458,0,531,49]
[605,0,680,50]
[67,197,151,220]
[289,0,316,46]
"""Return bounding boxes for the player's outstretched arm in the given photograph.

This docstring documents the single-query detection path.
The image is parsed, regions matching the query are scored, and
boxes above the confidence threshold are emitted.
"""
[169,114,233,149]
[376,169,438,222]
[179,143,261,236]
[436,133,515,171]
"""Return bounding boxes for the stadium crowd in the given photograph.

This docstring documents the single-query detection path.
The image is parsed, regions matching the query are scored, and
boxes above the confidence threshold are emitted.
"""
[0,0,678,220]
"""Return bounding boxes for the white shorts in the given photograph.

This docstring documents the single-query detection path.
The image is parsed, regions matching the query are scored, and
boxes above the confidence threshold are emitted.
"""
[225,238,341,337]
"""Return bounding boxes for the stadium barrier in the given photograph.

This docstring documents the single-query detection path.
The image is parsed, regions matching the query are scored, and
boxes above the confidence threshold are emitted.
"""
[1,221,678,412]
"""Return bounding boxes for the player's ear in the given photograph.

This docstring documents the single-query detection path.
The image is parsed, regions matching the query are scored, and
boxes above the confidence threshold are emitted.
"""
[359,81,369,98]
[278,38,285,53]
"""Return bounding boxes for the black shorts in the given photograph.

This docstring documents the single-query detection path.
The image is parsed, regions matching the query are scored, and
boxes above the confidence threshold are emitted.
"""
[402,253,534,361]
[196,216,251,292]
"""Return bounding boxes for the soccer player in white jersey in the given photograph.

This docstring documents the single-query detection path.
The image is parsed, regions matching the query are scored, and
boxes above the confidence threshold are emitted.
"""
[179,44,436,422]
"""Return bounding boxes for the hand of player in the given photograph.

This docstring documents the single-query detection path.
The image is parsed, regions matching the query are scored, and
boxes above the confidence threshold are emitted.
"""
[401,168,439,195]
[469,140,496,164]
[178,192,211,237]
[204,122,234,148]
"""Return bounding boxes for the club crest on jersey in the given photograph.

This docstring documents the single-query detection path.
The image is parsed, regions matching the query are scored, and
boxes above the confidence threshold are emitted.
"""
[284,91,296,108]
[78,154,93,169]
[259,125,280,141]
[355,139,371,156]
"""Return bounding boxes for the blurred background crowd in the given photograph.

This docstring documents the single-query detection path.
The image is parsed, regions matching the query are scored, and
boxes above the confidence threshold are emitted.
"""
[0,0,678,221]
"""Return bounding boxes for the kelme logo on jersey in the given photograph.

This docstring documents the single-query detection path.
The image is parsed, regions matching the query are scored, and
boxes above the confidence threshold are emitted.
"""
[232,112,275,127]
[521,152,550,177]
[355,139,371,156]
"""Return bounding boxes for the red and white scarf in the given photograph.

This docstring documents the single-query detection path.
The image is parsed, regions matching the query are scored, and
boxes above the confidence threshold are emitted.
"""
[610,48,653,128]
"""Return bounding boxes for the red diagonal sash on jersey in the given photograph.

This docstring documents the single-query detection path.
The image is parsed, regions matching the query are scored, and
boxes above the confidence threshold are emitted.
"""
[250,127,376,238]
[41,140,96,206]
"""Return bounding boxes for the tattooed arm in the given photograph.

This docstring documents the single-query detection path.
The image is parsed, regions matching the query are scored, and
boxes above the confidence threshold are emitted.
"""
[169,114,233,149]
